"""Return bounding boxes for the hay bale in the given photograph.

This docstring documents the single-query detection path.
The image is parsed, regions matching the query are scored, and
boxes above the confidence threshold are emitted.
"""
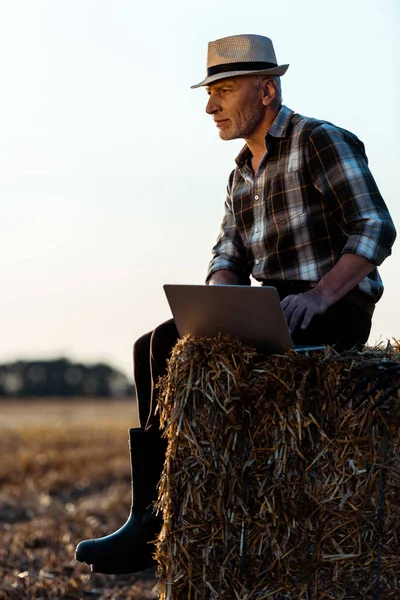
[155,337,400,599]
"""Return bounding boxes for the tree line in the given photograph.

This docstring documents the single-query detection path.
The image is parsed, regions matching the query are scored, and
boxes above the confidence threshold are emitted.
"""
[0,358,134,398]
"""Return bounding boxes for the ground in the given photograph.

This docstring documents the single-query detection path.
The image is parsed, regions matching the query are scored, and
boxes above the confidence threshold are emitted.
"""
[0,399,158,600]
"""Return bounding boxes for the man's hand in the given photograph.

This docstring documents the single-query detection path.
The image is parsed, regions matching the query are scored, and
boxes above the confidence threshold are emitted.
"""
[281,255,376,333]
[281,288,331,334]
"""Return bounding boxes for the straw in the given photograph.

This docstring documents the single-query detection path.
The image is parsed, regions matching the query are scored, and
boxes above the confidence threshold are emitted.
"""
[155,336,400,599]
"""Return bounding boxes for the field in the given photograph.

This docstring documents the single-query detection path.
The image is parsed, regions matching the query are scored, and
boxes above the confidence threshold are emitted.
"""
[0,399,158,600]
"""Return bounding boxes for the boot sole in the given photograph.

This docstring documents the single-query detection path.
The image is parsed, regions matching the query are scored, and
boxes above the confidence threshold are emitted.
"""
[86,554,157,575]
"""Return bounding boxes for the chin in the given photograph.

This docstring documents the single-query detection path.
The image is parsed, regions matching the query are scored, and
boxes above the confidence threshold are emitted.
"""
[219,129,238,141]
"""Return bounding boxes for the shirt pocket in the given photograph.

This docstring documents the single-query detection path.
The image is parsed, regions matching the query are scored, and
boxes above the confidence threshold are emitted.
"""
[267,171,305,224]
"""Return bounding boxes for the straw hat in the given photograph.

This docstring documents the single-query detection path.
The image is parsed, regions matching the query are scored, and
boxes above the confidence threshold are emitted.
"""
[191,34,289,89]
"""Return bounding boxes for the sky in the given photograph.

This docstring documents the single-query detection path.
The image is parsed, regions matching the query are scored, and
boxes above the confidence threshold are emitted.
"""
[1,0,399,379]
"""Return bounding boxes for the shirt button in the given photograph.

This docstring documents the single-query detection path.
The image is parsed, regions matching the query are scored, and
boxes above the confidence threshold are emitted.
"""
[255,259,260,265]
[254,195,259,200]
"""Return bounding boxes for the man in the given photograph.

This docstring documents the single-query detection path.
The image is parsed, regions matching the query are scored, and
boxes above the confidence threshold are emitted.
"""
[75,34,396,575]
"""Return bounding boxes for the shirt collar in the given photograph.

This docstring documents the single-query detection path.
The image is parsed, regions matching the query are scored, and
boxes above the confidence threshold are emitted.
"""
[235,105,294,167]
[267,104,294,138]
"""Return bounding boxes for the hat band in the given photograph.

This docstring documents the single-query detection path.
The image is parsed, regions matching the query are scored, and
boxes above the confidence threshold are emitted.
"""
[207,60,278,77]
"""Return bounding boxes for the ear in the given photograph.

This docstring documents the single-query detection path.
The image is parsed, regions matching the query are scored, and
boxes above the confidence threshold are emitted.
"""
[261,79,277,107]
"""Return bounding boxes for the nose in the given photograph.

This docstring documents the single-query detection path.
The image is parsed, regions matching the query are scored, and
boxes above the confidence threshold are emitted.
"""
[206,94,219,115]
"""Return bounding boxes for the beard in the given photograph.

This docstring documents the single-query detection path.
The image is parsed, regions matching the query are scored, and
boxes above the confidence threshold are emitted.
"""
[218,105,265,141]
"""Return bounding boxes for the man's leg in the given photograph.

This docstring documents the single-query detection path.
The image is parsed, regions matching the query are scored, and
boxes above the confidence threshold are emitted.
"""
[133,319,180,430]
[75,320,179,574]
[146,318,180,430]
[132,331,152,428]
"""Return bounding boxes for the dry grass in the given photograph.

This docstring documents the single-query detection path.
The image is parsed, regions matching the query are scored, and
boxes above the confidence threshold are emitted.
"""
[0,399,157,600]
[156,337,400,599]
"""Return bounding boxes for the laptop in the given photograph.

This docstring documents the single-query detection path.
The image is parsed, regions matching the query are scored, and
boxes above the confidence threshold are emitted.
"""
[163,284,325,354]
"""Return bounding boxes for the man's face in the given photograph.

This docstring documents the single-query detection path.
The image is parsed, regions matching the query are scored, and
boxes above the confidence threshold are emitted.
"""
[205,76,265,141]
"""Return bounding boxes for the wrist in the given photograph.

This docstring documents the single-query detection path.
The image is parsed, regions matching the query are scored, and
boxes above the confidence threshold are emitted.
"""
[208,269,243,286]
[309,285,336,308]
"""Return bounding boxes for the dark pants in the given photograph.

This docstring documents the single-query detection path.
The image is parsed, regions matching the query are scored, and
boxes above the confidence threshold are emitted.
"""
[133,289,372,431]
[133,319,180,430]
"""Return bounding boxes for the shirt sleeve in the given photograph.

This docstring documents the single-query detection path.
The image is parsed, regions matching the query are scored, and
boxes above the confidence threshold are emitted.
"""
[307,123,396,266]
[205,174,251,285]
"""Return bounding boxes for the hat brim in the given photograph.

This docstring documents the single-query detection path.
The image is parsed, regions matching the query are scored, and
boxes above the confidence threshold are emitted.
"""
[190,64,289,89]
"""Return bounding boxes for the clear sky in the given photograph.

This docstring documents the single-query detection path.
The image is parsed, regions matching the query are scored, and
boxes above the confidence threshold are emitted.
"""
[1,0,399,379]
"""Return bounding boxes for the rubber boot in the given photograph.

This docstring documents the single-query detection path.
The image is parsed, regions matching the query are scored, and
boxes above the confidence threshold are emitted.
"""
[75,427,167,574]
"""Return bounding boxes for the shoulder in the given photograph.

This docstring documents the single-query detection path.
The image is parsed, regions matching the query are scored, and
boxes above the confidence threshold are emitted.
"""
[290,111,366,154]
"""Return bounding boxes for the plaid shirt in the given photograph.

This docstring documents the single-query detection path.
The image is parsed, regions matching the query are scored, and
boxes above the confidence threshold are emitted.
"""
[206,105,396,302]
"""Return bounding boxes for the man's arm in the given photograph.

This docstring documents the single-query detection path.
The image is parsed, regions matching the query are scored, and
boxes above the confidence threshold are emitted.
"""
[209,270,243,285]
[282,123,396,332]
[282,253,374,333]
[206,175,251,286]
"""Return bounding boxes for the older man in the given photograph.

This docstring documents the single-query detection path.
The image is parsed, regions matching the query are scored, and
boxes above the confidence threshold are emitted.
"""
[75,34,396,575]
[196,34,396,348]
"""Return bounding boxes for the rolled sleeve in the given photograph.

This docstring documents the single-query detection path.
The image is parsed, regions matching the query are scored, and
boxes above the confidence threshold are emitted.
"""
[205,192,251,284]
[341,214,396,265]
[308,123,397,265]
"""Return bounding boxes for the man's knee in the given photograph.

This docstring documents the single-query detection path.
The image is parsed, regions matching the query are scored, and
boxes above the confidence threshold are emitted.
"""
[151,319,179,350]
[133,331,152,363]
